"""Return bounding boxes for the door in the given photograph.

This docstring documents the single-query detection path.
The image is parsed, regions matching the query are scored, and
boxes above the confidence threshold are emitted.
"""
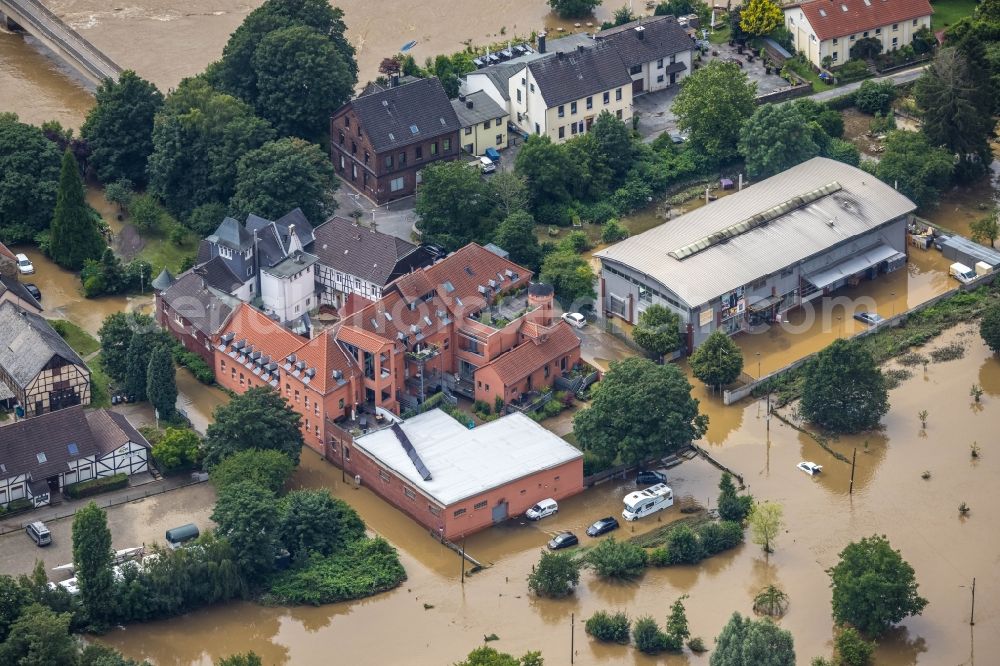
[670,73,676,85]
[632,79,644,94]
[492,501,508,523]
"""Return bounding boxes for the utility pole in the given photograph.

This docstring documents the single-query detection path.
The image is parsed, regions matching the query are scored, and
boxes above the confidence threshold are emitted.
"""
[849,448,857,495]
[461,537,466,585]
[970,577,976,626]
[570,612,575,664]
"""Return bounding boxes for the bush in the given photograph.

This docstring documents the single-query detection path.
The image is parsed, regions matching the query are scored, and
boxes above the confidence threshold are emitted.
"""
[64,473,128,499]
[601,219,629,243]
[855,80,896,115]
[558,230,592,253]
[585,610,631,644]
[582,451,614,477]
[527,550,582,598]
[632,616,670,654]
[0,497,34,515]
[152,427,202,473]
[172,348,215,384]
[697,520,745,555]
[837,59,870,83]
[586,537,648,579]
[834,626,875,666]
[979,302,1000,354]
[648,546,670,567]
[687,636,706,652]
[211,449,295,494]
[472,400,491,415]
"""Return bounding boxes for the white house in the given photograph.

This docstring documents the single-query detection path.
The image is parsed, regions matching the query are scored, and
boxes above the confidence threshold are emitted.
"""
[784,0,933,69]
[595,16,697,95]
[0,406,150,508]
[509,42,633,143]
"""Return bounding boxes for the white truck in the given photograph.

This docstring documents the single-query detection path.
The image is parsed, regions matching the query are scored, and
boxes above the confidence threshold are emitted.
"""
[622,483,674,521]
[949,262,977,285]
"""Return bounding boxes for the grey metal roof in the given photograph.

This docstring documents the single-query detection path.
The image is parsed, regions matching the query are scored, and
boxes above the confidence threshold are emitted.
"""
[207,217,252,250]
[545,32,598,53]
[451,91,508,128]
[940,234,1000,267]
[349,77,461,153]
[312,216,425,287]
[262,251,319,278]
[151,268,175,291]
[194,256,244,294]
[596,158,917,307]
[527,42,631,108]
[595,16,696,68]
[0,302,87,390]
[160,271,240,336]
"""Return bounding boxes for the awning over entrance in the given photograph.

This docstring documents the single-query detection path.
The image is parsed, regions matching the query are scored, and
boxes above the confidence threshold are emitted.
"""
[748,294,782,312]
[805,245,904,290]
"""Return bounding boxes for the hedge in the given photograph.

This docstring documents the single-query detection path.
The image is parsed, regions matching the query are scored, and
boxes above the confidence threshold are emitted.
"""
[172,347,215,384]
[0,497,34,515]
[64,473,128,499]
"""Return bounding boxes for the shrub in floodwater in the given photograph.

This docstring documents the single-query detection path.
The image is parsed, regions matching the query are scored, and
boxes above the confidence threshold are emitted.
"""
[970,384,983,402]
[483,633,499,642]
[753,585,790,618]
[585,537,648,579]
[883,368,912,389]
[585,610,631,644]
[959,502,970,515]
[918,410,928,428]
[897,352,928,367]
[698,520,745,555]
[929,342,965,362]
[970,442,981,459]
[632,616,671,654]
[834,626,875,666]
[687,636,707,653]
[921,470,931,480]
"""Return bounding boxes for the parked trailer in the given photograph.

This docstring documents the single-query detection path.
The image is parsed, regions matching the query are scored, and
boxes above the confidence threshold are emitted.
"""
[622,483,674,521]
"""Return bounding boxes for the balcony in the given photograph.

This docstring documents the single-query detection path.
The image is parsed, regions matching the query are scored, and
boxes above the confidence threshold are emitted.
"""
[406,344,440,363]
[469,289,533,329]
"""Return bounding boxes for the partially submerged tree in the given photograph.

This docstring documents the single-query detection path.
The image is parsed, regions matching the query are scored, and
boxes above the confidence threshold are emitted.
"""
[710,612,795,666]
[690,330,744,391]
[72,502,115,628]
[632,304,682,360]
[48,150,106,270]
[980,302,1000,354]
[748,501,783,553]
[527,550,582,598]
[800,339,888,433]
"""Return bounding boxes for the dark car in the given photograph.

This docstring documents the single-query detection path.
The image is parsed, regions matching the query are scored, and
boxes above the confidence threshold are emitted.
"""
[636,470,667,485]
[24,283,41,302]
[853,311,885,326]
[547,532,579,550]
[586,516,620,537]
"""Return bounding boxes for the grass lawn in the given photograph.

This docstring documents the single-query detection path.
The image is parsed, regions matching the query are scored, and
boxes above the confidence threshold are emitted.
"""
[88,353,112,408]
[137,230,199,276]
[930,0,978,31]
[50,319,100,356]
[709,25,730,45]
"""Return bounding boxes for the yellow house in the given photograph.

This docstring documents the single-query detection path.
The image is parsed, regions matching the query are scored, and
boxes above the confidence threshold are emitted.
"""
[451,90,509,156]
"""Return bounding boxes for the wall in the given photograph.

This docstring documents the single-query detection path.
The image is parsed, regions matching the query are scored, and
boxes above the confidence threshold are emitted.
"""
[316,264,383,308]
[260,264,316,324]
[459,115,508,156]
[787,8,931,68]
[462,73,508,110]
[474,344,581,406]
[543,85,632,143]
[156,295,217,366]
[23,360,90,416]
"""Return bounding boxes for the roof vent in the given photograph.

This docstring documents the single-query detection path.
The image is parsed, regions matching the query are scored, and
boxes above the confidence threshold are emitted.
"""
[478,285,487,294]
[423,315,433,326]
[635,25,645,39]
[410,124,419,134]
[819,8,827,15]
[388,132,395,141]
[332,369,343,380]
[305,368,316,378]
[295,360,306,371]
[286,353,296,363]
[384,312,393,321]
[382,100,389,107]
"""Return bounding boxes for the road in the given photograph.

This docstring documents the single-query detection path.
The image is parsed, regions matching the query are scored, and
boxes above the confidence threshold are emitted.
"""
[804,63,928,103]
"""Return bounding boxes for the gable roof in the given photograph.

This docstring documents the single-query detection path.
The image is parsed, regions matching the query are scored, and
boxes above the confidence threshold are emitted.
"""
[0,301,86,390]
[451,90,509,128]
[195,256,244,293]
[480,322,580,386]
[792,0,933,40]
[595,16,696,68]
[160,271,240,337]
[220,303,305,364]
[292,329,356,393]
[312,216,422,288]
[0,241,16,262]
[84,409,151,455]
[527,42,632,108]
[0,275,42,312]
[348,77,462,153]
[0,405,100,480]
[424,243,528,306]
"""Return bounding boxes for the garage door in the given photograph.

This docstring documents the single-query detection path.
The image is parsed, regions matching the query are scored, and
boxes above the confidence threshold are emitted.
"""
[492,501,508,523]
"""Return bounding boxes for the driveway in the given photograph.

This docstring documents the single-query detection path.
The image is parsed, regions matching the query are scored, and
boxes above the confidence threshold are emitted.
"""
[332,184,419,244]
[805,63,928,103]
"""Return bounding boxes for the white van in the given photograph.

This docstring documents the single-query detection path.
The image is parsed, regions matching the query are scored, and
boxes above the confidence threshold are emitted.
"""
[622,484,674,521]
[525,498,558,520]
[949,262,977,285]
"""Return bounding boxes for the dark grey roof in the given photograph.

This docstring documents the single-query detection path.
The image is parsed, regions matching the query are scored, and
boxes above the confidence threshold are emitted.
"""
[196,239,213,265]
[361,75,422,96]
[0,405,100,480]
[0,275,42,311]
[246,210,314,259]
[276,208,315,245]
[151,268,175,291]
[0,301,87,390]
[86,409,151,455]
[527,42,631,108]
[595,16,696,68]
[545,32,598,53]
[312,216,428,287]
[195,256,244,293]
[664,61,687,74]
[451,91,509,127]
[262,251,319,278]
[254,223,286,268]
[349,77,461,153]
[160,271,240,336]
[208,217,253,250]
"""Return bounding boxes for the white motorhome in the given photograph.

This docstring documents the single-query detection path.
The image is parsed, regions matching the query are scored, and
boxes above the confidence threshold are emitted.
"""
[622,483,674,521]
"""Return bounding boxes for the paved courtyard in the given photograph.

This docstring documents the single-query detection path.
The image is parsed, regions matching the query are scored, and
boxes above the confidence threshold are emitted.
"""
[331,186,419,244]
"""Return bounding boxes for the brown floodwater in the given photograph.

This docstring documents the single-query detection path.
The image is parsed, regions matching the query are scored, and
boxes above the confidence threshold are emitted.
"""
[175,368,230,434]
[98,323,1000,665]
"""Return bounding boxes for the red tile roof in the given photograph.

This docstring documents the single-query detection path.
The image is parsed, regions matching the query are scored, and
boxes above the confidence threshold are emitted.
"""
[480,322,580,386]
[294,329,358,393]
[221,304,304,362]
[425,244,530,307]
[0,242,15,262]
[795,0,933,41]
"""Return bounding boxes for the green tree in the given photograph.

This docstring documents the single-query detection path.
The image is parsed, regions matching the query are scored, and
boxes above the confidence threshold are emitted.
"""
[585,610,631,644]
[710,613,795,666]
[791,98,844,137]
[663,524,705,564]
[104,178,134,214]
[73,502,115,628]
[970,211,998,248]
[589,111,635,180]
[124,331,157,402]
[0,603,77,666]
[738,104,822,178]
[128,193,167,233]
[673,61,757,165]
[527,550,582,598]
[801,338,888,433]
[632,304,682,360]
[828,535,928,637]
[415,160,492,250]
[601,219,628,243]
[666,595,690,645]
[612,4,636,25]
[79,643,148,666]
[875,130,953,209]
[854,80,895,115]
[278,490,366,559]
[539,249,595,306]
[690,330,744,390]
[98,312,155,383]
[217,652,263,666]
[81,70,164,187]
[492,211,543,271]
[748,501,783,553]
[152,427,202,471]
[548,0,602,18]
[0,113,62,243]
[487,171,530,220]
[850,36,883,60]
[204,386,303,466]
[980,302,1000,354]
[0,575,30,643]
[146,344,177,419]
[515,135,575,210]
[823,138,861,167]
[585,537,648,578]
[186,201,229,236]
[633,616,671,654]
[717,471,753,522]
[655,0,696,17]
[211,448,295,494]
[740,0,783,37]
[455,647,544,666]
[211,481,280,581]
[574,357,708,466]
[49,150,106,270]
[833,626,874,666]
[229,137,335,224]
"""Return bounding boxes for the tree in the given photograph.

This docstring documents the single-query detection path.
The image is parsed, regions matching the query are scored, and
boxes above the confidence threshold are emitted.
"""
[152,427,202,471]
[850,37,883,60]
[801,339,888,433]
[124,331,157,402]
[612,4,636,25]
[792,98,844,138]
[827,535,928,637]
[633,616,671,654]
[81,70,164,187]
[211,481,280,580]
[740,0,783,37]
[455,647,544,666]
[980,302,1000,354]
[632,304,682,359]
[527,550,581,597]
[146,344,177,419]
[710,613,795,666]
[748,501,783,553]
[585,610,631,643]
[211,448,295,494]
[539,249,595,306]
[666,595,691,646]
[601,219,628,243]
[875,130,953,209]
[217,652,263,666]
[574,357,708,466]
[0,603,76,666]
[738,104,822,178]
[690,330,744,390]
[823,138,861,167]
[48,150,106,270]
[0,575,30,644]
[673,61,757,165]
[0,113,62,243]
[970,211,998,248]
[662,524,705,564]
[585,537,648,578]
[229,137,335,224]
[104,178,134,214]
[515,135,575,210]
[98,312,155,382]
[278,490,366,559]
[487,172,530,220]
[492,211,543,271]
[655,0,696,17]
[186,201,229,236]
[548,0,602,18]
[717,472,753,522]
[204,386,303,466]
[854,80,895,115]
[589,111,635,180]
[73,502,115,627]
[79,643,147,666]
[415,160,492,250]
[833,627,875,666]
[128,193,167,233]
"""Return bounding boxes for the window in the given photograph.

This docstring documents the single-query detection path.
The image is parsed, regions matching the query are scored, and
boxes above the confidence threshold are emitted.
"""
[338,130,345,145]
[429,505,441,516]
[304,396,309,408]
[863,31,869,37]
[892,23,898,31]
[892,36,898,47]
[833,37,838,45]
[616,109,622,119]
[431,142,438,155]
[544,364,550,379]
[657,75,664,83]
[570,123,577,136]
[496,118,503,127]
[351,141,357,155]
[220,360,226,371]
[314,403,319,416]
[496,134,503,145]
[314,425,319,437]
[285,383,291,396]
[364,150,370,164]
[344,116,350,127]
[603,91,610,104]
[516,89,522,102]
[534,122,540,135]
[404,486,416,500]
[390,176,405,192]
[810,33,816,42]
[415,146,422,159]
[443,138,451,151]
[399,151,407,166]
[586,96,593,109]
[912,18,918,25]
[239,373,245,387]
[520,77,525,85]
[670,54,676,64]
[344,446,350,461]
[482,121,490,131]
[850,34,856,41]
[339,155,345,170]
[570,101,577,114]
[616,88,622,101]
[657,58,664,68]
[474,500,488,510]
[485,384,490,391]
[558,104,564,117]
[529,83,535,93]
[231,368,236,380]
[454,508,466,517]
[875,27,881,35]
[338,398,345,408]
[385,155,393,169]
[558,126,565,139]
[294,390,300,403]
[629,64,642,75]
[351,164,357,181]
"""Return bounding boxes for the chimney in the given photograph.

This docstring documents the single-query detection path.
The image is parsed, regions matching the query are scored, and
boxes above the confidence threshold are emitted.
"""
[466,100,473,109]
[738,173,743,191]
[458,94,466,102]
[538,32,547,54]
[556,51,564,59]
[390,72,400,88]
[577,44,585,52]
[635,24,645,39]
